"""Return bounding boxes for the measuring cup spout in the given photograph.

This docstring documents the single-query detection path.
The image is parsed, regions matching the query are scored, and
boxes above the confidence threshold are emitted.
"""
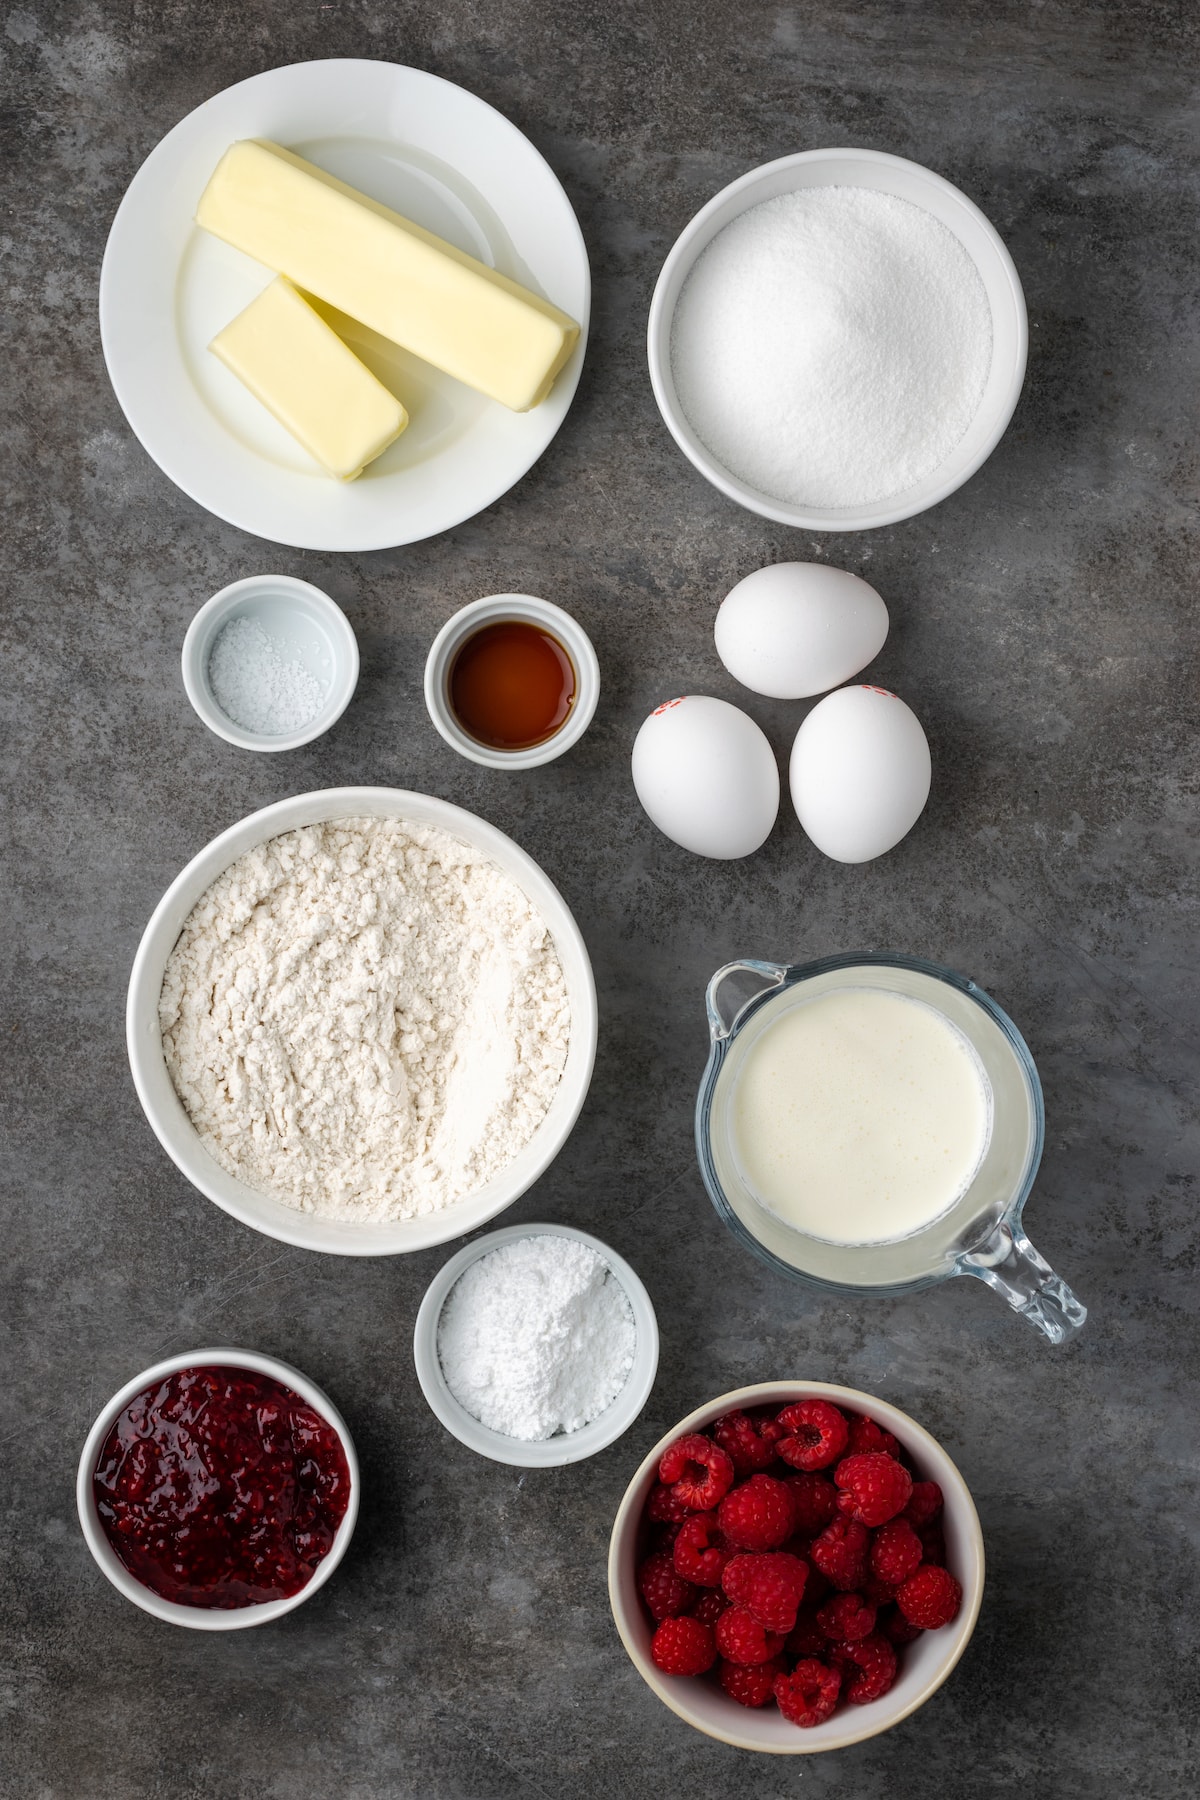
[955,1223,1087,1344]
[705,959,789,1041]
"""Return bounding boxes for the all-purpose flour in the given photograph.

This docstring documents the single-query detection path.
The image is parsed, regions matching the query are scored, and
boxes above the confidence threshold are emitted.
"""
[437,1236,636,1440]
[159,818,570,1220]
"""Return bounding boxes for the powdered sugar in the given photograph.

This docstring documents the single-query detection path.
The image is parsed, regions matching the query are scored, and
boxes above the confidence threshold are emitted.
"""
[208,615,326,735]
[670,185,993,508]
[437,1235,636,1440]
[158,818,570,1221]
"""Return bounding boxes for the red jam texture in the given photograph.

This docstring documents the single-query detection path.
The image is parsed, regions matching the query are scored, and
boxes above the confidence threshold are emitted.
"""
[93,1364,351,1609]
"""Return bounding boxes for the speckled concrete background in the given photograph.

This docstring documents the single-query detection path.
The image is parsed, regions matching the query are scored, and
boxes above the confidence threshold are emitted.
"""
[2,2,1198,1795]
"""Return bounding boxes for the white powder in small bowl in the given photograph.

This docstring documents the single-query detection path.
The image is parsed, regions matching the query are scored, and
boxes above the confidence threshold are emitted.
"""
[208,615,327,736]
[669,184,993,509]
[437,1236,636,1440]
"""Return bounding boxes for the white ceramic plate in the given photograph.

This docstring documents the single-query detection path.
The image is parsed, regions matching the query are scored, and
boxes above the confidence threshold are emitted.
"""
[126,788,598,1255]
[99,60,590,550]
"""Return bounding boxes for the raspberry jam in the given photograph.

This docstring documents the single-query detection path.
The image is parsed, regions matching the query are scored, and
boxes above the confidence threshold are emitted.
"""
[92,1364,351,1609]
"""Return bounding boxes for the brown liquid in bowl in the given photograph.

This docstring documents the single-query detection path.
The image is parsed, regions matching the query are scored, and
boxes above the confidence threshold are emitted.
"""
[449,619,576,750]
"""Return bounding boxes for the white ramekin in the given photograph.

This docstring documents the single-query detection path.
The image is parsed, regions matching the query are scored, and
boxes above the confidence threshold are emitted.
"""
[648,147,1028,532]
[609,1381,984,1753]
[423,594,600,768]
[412,1222,659,1467]
[181,574,359,751]
[77,1346,359,1630]
[125,788,598,1255]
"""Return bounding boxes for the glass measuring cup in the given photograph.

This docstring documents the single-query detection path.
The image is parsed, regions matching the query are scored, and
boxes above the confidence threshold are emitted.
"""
[696,952,1086,1344]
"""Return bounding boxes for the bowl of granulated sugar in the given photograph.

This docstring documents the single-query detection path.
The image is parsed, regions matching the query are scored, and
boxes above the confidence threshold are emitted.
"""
[648,148,1027,532]
[413,1223,659,1467]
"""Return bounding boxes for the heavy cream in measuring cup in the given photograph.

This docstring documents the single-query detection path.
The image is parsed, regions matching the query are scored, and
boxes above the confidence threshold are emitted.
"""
[730,986,991,1245]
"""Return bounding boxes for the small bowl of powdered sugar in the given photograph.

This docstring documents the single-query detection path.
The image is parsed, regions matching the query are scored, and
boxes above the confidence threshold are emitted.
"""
[649,147,1027,532]
[182,573,359,751]
[414,1223,659,1467]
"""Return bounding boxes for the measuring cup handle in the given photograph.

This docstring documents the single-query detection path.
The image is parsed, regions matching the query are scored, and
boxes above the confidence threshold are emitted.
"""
[705,959,789,1040]
[955,1223,1087,1344]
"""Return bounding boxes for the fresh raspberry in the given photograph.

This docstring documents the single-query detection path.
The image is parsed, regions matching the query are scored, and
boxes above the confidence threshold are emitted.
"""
[659,1433,735,1511]
[773,1658,842,1727]
[816,1591,876,1642]
[717,1474,794,1551]
[786,1606,830,1658]
[650,1614,716,1676]
[782,1472,838,1536]
[916,1520,946,1566]
[648,1520,682,1554]
[714,1606,787,1666]
[645,1481,692,1526]
[776,1400,849,1471]
[672,1513,731,1587]
[883,1606,924,1646]
[845,1414,902,1460]
[834,1452,913,1527]
[721,1552,808,1633]
[711,1409,784,1474]
[833,1632,897,1703]
[689,1587,729,1627]
[809,1517,869,1591]
[869,1517,923,1586]
[637,1550,696,1620]
[717,1654,785,1708]
[897,1564,962,1629]
[904,1480,944,1528]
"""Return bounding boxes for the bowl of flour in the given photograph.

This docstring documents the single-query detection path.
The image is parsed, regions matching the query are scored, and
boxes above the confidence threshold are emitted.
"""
[126,788,597,1254]
[648,147,1027,531]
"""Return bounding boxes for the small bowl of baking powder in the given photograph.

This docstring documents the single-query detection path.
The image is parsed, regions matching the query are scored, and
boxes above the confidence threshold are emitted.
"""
[413,1223,659,1467]
[182,574,359,752]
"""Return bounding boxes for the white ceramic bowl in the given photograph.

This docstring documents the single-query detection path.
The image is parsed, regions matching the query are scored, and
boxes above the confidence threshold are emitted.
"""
[413,1222,659,1466]
[181,574,359,752]
[126,788,598,1254]
[76,1346,359,1630]
[424,594,601,769]
[609,1381,984,1753]
[648,148,1028,531]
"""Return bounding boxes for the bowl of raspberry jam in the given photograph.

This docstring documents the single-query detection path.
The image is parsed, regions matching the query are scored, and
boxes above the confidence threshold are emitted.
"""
[76,1348,358,1629]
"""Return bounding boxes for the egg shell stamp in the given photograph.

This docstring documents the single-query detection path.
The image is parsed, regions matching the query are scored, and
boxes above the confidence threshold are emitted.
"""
[790,685,931,863]
[632,695,779,859]
[714,563,889,699]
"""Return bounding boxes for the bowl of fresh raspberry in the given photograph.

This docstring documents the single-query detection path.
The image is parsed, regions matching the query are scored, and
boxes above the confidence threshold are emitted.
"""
[608,1382,982,1751]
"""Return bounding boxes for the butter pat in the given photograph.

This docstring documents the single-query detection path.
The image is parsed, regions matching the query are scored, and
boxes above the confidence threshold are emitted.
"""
[209,277,408,481]
[196,140,580,412]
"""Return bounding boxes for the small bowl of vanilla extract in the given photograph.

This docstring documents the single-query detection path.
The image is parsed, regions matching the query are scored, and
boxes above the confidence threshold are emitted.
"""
[424,594,601,769]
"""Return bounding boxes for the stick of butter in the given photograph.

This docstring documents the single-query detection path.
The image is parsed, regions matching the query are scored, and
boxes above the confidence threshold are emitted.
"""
[197,140,580,413]
[209,277,408,481]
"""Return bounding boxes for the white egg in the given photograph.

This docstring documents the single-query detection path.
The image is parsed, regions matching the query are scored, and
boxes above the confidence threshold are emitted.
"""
[715,562,889,699]
[790,685,931,863]
[632,695,779,859]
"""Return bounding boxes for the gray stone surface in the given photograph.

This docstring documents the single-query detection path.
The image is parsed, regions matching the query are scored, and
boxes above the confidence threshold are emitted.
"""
[2,1,1197,1794]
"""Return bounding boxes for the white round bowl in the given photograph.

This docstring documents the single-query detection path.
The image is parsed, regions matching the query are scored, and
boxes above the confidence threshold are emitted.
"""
[648,148,1028,532]
[609,1381,984,1753]
[413,1222,658,1466]
[76,1346,359,1630]
[181,574,359,751]
[424,594,601,769]
[126,788,598,1254]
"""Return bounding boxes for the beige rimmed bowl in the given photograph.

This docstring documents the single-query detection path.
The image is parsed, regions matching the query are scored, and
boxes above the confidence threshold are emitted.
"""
[608,1381,984,1753]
